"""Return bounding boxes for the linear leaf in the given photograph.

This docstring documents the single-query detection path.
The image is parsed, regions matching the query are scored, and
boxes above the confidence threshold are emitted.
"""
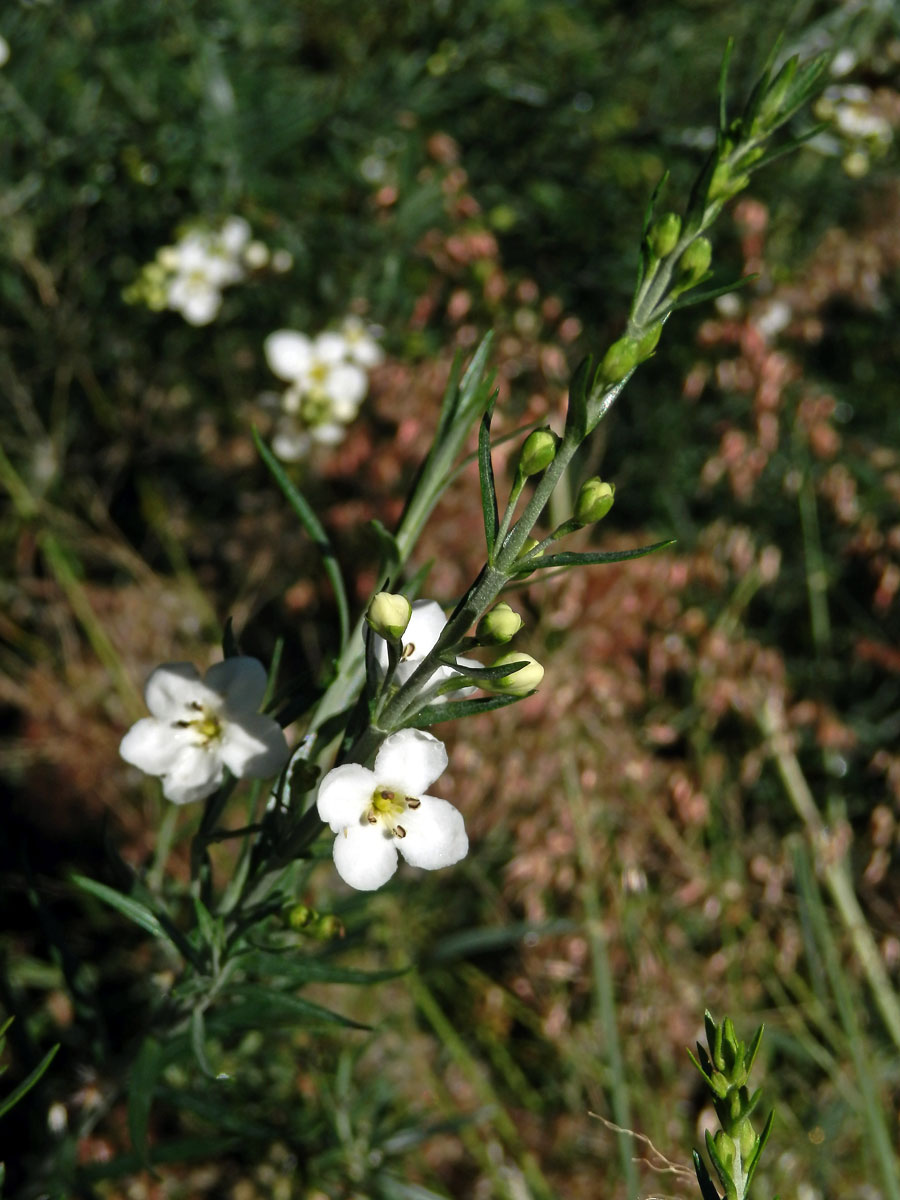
[439,657,528,681]
[252,427,350,649]
[478,400,498,558]
[409,692,523,727]
[518,539,675,571]
[370,518,401,576]
[692,1149,722,1200]
[127,1037,163,1165]
[0,1043,59,1119]
[241,953,405,986]
[215,985,368,1031]
[669,274,758,313]
[72,874,171,942]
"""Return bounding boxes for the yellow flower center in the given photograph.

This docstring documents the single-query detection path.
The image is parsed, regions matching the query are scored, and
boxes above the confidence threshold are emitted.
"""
[366,785,421,838]
[176,702,223,746]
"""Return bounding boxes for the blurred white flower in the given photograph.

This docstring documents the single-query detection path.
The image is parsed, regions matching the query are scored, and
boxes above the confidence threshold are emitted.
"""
[317,729,468,890]
[0,35,9,67]
[263,320,383,460]
[120,658,290,804]
[128,216,280,324]
[341,315,384,368]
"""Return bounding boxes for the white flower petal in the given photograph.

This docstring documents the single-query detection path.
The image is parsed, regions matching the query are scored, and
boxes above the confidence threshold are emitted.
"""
[272,423,311,461]
[332,824,399,891]
[324,363,367,411]
[144,663,206,719]
[265,331,313,382]
[314,331,349,364]
[160,744,223,804]
[396,794,468,871]
[309,422,346,446]
[218,216,251,255]
[119,718,196,776]
[374,728,448,796]
[172,281,221,326]
[317,763,376,832]
[205,656,268,714]
[220,713,289,779]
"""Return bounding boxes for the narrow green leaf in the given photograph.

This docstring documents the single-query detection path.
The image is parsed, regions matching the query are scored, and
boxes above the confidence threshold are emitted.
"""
[456,332,495,425]
[692,1149,722,1200]
[127,1037,163,1165]
[432,349,465,446]
[72,874,170,942]
[252,427,350,649]
[439,657,528,681]
[565,355,594,442]
[746,1108,775,1190]
[409,692,523,727]
[668,273,758,313]
[745,122,830,174]
[216,985,368,1031]
[370,518,401,576]
[241,953,405,986]
[221,617,240,659]
[0,1043,59,1119]
[192,898,221,951]
[519,538,675,571]
[190,1008,217,1079]
[427,919,580,963]
[478,400,498,558]
[717,38,735,134]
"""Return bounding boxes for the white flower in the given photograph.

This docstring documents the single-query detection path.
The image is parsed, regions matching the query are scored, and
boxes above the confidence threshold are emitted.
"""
[119,658,290,804]
[375,599,479,697]
[0,35,9,68]
[264,329,368,418]
[317,729,468,890]
[340,315,384,368]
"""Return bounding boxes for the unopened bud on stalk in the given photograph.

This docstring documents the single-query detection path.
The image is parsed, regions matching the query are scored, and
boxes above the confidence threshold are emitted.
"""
[574,478,615,526]
[517,428,559,478]
[366,591,412,642]
[679,237,712,283]
[598,336,639,383]
[477,603,524,644]
[648,211,682,258]
[490,651,544,696]
[636,322,663,360]
[713,1131,736,1171]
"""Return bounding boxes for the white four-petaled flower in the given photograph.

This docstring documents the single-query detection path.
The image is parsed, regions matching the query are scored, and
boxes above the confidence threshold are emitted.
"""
[119,658,290,804]
[317,729,468,891]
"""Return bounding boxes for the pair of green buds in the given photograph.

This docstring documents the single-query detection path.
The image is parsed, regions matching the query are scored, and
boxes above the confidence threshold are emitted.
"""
[517,428,616,527]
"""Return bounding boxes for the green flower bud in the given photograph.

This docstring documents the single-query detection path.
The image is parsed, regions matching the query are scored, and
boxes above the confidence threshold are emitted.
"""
[574,478,615,526]
[366,591,412,642]
[598,336,639,384]
[490,651,544,696]
[647,211,682,258]
[312,913,344,940]
[636,322,663,361]
[679,237,712,284]
[477,603,524,644]
[713,1130,735,1171]
[517,428,559,478]
[738,1120,757,1159]
[286,904,314,931]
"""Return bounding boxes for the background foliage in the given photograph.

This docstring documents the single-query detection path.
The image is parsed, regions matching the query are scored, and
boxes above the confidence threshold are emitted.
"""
[2,0,900,1196]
